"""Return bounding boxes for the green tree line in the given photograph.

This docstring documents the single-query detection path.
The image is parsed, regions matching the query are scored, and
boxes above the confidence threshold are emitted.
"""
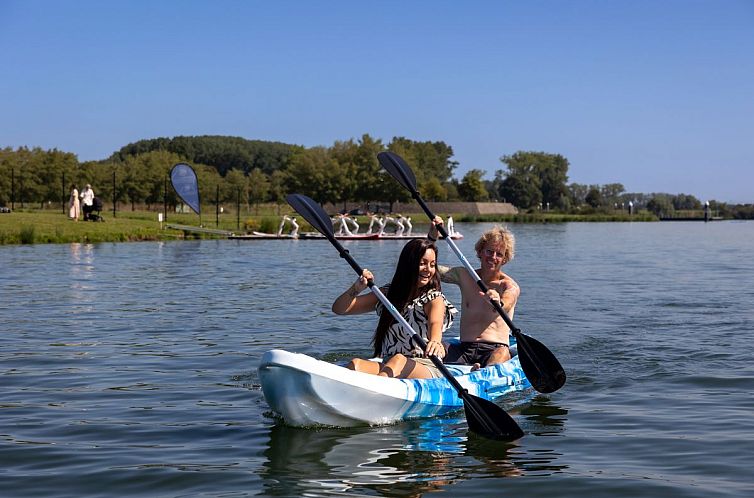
[1,136,751,219]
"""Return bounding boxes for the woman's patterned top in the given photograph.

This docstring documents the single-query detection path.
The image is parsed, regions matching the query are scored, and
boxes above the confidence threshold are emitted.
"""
[375,288,457,360]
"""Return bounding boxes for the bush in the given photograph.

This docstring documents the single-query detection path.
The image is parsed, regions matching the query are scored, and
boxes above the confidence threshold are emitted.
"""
[19,225,35,244]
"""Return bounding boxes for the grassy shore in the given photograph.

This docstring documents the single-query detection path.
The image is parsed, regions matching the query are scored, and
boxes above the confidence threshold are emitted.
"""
[0,208,318,244]
[0,207,657,245]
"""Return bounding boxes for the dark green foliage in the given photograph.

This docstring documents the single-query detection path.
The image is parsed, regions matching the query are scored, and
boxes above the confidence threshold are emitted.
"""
[585,187,603,208]
[498,151,569,209]
[113,135,301,176]
[458,169,489,201]
[19,225,35,244]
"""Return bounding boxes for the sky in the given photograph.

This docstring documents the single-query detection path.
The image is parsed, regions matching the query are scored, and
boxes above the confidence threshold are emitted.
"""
[1,1,752,203]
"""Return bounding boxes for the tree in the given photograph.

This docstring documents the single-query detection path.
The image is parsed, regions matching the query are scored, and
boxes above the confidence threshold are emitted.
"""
[458,169,489,201]
[498,151,569,209]
[285,146,346,204]
[539,154,570,208]
[247,168,269,209]
[601,183,626,207]
[115,135,299,176]
[224,168,249,209]
[388,137,457,187]
[500,174,541,209]
[423,177,447,201]
[568,183,589,207]
[486,170,506,202]
[351,134,387,204]
[672,193,701,210]
[268,170,288,211]
[585,187,603,208]
[329,139,361,209]
[646,196,673,217]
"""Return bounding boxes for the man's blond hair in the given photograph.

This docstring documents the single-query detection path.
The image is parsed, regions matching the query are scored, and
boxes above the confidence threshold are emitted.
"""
[474,225,515,264]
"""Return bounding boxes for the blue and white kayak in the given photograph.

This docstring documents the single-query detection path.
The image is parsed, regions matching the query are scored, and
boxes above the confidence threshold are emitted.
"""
[258,343,531,427]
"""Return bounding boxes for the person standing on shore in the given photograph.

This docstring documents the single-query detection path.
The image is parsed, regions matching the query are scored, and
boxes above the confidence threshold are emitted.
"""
[68,185,80,221]
[80,184,95,221]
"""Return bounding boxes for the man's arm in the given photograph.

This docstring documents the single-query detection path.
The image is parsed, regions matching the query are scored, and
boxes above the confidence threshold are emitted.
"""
[438,265,463,285]
[498,274,520,313]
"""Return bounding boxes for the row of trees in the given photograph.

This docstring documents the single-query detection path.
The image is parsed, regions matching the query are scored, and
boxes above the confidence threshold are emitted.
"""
[0,135,460,212]
[1,135,750,218]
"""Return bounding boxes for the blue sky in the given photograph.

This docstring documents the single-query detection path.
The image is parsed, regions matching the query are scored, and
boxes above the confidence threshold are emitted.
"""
[2,0,752,203]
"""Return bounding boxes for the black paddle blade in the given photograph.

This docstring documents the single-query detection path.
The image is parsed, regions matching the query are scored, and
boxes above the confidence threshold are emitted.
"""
[461,391,524,441]
[377,152,418,192]
[515,331,567,394]
[286,194,334,238]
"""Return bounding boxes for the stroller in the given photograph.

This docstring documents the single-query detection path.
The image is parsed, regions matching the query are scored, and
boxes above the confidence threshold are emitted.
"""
[88,197,104,222]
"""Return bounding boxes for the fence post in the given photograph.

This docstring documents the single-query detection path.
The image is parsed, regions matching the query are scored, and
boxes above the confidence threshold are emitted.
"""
[163,175,168,223]
[112,169,117,218]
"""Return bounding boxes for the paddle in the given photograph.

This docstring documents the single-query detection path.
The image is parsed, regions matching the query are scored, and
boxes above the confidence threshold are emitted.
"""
[286,193,524,441]
[377,151,566,394]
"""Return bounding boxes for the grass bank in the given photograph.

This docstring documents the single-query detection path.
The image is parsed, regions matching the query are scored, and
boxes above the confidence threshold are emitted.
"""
[0,207,657,245]
[0,209,335,245]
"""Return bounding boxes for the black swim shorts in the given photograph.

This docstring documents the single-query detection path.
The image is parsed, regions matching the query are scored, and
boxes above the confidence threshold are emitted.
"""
[444,341,509,367]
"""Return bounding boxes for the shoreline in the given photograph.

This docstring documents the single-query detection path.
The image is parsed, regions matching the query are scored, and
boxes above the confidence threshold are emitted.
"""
[0,209,671,246]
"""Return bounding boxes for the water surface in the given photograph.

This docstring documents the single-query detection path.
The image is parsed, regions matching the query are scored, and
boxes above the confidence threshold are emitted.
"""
[1,221,752,497]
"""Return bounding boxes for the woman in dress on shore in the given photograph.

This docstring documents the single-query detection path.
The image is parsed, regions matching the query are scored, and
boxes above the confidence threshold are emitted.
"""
[68,184,80,221]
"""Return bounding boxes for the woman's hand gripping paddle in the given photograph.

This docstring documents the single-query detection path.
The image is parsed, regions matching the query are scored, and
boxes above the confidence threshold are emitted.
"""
[286,193,524,441]
[377,151,566,394]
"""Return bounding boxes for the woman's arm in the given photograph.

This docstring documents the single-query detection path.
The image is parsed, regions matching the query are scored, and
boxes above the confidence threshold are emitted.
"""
[331,269,379,315]
[423,296,447,358]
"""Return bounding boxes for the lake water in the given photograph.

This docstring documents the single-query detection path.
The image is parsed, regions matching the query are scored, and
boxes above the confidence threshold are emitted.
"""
[1,221,753,497]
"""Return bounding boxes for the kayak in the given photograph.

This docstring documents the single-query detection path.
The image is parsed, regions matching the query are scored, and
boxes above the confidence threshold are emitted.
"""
[258,341,531,427]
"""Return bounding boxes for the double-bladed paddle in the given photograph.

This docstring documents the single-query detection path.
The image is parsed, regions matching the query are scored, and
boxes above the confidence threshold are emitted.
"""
[377,151,566,394]
[286,193,524,441]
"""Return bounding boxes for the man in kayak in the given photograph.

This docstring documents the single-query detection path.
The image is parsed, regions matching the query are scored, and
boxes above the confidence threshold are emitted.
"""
[428,218,519,370]
[331,238,457,379]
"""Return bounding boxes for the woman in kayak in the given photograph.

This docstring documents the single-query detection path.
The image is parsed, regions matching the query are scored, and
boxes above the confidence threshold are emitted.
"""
[332,238,457,378]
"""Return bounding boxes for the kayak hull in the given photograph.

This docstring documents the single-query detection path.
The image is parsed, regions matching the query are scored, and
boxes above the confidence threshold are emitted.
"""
[258,348,531,427]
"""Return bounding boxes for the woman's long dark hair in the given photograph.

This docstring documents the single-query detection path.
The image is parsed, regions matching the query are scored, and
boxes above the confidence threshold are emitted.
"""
[372,238,441,357]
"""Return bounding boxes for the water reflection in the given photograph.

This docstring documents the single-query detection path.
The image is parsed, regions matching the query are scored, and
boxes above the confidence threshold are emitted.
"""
[260,410,569,496]
[68,243,96,309]
[519,395,569,436]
